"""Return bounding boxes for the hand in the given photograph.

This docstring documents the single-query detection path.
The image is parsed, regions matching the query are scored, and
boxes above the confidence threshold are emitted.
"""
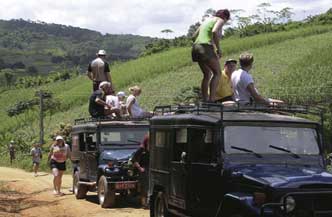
[216,50,222,58]
[139,167,145,173]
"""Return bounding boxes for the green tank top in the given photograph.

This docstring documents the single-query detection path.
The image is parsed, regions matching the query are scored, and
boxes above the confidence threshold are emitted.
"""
[195,18,217,45]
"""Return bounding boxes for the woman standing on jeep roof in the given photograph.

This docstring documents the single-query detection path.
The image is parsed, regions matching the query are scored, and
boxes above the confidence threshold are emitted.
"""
[192,9,230,102]
[48,136,71,196]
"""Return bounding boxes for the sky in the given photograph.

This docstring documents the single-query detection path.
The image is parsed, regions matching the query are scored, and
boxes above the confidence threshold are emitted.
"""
[0,0,331,38]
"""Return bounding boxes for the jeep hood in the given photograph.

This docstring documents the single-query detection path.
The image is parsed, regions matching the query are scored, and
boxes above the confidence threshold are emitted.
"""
[232,164,332,188]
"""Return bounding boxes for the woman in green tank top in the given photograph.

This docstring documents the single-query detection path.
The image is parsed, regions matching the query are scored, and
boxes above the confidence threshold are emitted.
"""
[191,9,230,102]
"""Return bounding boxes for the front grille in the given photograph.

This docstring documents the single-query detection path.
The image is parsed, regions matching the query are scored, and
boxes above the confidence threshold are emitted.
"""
[288,193,332,217]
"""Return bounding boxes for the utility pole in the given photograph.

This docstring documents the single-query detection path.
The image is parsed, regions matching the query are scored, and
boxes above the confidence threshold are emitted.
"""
[37,90,45,144]
[35,90,52,145]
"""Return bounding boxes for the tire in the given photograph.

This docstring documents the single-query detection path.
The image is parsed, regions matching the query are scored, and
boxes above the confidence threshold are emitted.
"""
[98,175,116,208]
[73,171,88,199]
[153,192,169,217]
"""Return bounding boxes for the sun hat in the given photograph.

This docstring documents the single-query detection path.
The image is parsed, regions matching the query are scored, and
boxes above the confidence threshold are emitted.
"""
[97,50,106,56]
[55,135,64,141]
[117,91,126,97]
[225,59,237,65]
[99,81,111,89]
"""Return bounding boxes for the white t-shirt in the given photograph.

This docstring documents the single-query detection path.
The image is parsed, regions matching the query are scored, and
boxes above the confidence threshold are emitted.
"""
[106,95,120,109]
[231,68,254,103]
[126,95,144,118]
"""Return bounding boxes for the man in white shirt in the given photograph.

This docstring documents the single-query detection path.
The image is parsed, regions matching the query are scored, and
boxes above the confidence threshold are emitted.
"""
[231,52,283,105]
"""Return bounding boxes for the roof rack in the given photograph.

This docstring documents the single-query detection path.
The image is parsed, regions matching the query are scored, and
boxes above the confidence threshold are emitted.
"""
[153,102,324,124]
[74,116,150,125]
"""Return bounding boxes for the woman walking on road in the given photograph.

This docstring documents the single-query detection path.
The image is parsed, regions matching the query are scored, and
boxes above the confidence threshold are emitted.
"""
[192,9,230,102]
[48,136,71,196]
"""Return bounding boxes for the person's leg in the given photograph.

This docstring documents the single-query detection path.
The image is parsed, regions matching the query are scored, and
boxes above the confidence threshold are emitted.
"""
[35,163,39,176]
[58,170,64,195]
[33,162,37,176]
[52,168,59,194]
[198,62,212,102]
[206,57,221,102]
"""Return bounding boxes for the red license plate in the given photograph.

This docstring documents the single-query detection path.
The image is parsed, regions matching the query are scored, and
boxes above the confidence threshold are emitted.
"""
[115,182,136,190]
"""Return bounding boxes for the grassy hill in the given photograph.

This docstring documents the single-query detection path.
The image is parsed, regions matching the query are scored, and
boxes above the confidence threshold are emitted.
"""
[0,24,332,168]
[0,19,155,86]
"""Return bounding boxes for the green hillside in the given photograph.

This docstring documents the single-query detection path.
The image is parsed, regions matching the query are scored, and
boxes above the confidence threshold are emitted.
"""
[0,19,155,86]
[0,24,332,159]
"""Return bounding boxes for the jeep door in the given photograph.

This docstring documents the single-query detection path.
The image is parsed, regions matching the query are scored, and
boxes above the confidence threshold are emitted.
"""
[85,132,98,181]
[188,127,220,216]
[169,128,188,210]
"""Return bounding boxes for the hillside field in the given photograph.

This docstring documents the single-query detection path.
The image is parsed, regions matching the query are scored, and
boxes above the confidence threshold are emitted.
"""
[0,24,332,166]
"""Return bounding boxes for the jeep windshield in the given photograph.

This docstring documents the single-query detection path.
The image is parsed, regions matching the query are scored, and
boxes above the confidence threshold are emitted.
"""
[100,127,148,146]
[224,126,319,155]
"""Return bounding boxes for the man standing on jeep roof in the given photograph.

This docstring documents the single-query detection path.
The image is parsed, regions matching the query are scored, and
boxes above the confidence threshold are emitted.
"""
[87,50,113,91]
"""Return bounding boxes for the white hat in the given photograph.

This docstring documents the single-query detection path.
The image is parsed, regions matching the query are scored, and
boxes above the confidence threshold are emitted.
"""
[117,91,126,97]
[10,140,14,143]
[55,136,64,141]
[97,50,106,56]
[99,81,111,89]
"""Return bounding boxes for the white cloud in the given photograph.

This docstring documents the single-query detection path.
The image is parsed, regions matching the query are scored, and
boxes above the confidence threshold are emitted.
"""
[0,0,330,37]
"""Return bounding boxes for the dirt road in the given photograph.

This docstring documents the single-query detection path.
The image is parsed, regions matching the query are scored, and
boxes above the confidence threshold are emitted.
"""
[0,167,149,217]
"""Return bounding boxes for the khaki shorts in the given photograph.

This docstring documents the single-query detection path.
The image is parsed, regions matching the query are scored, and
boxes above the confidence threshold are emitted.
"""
[192,44,217,62]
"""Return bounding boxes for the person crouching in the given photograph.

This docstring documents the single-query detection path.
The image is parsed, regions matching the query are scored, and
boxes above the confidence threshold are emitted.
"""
[89,81,120,118]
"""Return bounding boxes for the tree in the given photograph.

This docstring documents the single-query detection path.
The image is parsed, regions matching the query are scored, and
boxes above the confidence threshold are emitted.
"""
[161,29,174,39]
[187,22,200,38]
[3,70,15,86]
[202,8,216,21]
[27,65,38,75]
[277,7,294,23]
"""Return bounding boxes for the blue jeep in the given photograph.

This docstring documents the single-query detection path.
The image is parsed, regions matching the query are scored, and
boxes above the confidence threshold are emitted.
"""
[149,104,332,217]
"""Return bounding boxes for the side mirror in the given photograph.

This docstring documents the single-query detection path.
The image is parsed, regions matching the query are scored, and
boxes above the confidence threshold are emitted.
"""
[180,151,187,163]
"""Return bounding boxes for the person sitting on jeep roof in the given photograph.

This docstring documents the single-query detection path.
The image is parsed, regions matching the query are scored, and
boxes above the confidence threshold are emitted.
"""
[89,81,120,118]
[231,52,283,105]
[215,59,237,103]
[132,134,150,208]
[106,91,127,116]
[126,86,152,118]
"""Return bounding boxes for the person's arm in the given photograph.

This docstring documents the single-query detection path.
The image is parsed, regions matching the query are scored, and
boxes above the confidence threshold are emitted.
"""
[212,18,225,58]
[95,97,111,109]
[47,145,53,162]
[127,97,135,117]
[104,62,112,84]
[87,64,93,80]
[132,148,144,172]
[247,83,269,105]
[191,26,200,42]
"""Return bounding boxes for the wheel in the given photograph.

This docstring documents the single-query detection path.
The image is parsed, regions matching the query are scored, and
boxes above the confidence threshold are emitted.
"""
[98,175,116,208]
[153,192,169,217]
[73,171,88,199]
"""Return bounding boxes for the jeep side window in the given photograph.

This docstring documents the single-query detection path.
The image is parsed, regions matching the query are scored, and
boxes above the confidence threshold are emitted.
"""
[151,130,170,170]
[86,133,97,151]
[79,133,85,151]
[190,128,215,163]
[174,128,187,162]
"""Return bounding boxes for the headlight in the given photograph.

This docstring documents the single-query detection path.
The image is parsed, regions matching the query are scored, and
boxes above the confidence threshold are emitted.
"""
[281,196,296,213]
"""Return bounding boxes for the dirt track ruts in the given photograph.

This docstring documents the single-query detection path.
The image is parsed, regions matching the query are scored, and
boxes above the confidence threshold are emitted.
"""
[0,167,149,217]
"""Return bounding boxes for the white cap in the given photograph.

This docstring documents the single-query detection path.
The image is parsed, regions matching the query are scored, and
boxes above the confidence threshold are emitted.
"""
[99,81,111,89]
[117,91,126,97]
[97,50,106,56]
[55,136,64,141]
[10,140,14,143]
